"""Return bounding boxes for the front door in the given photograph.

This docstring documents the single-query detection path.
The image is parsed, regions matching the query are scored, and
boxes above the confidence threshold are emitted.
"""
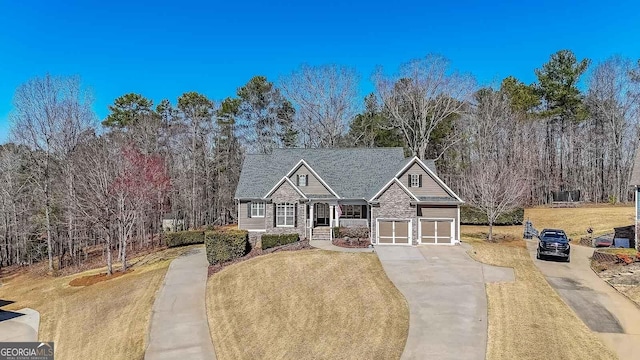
[315,203,329,226]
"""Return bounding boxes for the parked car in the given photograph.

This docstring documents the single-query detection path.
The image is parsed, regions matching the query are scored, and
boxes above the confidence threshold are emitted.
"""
[593,235,613,248]
[536,228,571,262]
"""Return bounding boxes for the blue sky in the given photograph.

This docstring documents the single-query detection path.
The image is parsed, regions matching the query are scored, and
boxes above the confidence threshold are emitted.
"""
[1,0,639,143]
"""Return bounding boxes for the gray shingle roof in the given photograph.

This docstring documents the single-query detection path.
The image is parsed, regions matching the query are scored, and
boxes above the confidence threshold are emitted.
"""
[631,147,640,186]
[235,148,438,200]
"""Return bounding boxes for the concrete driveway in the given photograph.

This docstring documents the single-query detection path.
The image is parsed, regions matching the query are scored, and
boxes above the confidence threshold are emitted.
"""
[527,240,640,360]
[376,245,514,360]
[0,308,39,342]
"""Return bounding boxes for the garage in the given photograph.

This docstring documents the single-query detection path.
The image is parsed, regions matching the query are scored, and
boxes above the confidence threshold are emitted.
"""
[420,219,454,244]
[377,220,411,245]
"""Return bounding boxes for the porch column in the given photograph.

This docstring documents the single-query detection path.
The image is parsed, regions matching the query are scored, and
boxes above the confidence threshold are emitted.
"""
[309,203,314,238]
[329,204,334,240]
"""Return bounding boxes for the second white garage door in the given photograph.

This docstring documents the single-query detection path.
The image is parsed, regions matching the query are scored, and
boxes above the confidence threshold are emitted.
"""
[419,219,454,244]
[377,220,411,245]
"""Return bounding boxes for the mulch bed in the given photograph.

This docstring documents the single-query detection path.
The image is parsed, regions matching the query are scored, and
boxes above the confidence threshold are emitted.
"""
[208,239,312,276]
[332,238,371,248]
[69,269,134,287]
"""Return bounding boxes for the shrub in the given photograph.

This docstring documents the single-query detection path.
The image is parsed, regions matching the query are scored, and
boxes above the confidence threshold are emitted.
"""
[165,230,205,247]
[334,226,369,239]
[205,229,249,265]
[261,233,300,250]
[460,206,524,226]
[332,226,341,238]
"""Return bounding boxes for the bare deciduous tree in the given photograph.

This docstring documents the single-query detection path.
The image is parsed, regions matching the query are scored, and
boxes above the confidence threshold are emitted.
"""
[10,74,95,271]
[375,55,475,159]
[461,89,528,240]
[281,64,358,148]
[586,57,640,202]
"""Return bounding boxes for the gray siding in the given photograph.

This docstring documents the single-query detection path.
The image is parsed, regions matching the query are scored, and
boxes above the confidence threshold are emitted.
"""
[238,202,266,230]
[289,164,332,196]
[371,182,418,245]
[418,205,459,241]
[400,163,450,197]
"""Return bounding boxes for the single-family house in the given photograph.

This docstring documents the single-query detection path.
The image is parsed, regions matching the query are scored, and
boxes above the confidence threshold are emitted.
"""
[235,148,463,245]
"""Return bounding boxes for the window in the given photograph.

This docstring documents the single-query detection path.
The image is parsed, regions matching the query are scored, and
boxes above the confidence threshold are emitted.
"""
[298,174,308,187]
[251,202,265,217]
[410,174,420,187]
[276,203,295,227]
[340,205,365,219]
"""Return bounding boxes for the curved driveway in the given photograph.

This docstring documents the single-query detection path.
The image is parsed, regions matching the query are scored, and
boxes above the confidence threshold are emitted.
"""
[376,245,514,360]
[0,308,39,342]
[527,240,640,360]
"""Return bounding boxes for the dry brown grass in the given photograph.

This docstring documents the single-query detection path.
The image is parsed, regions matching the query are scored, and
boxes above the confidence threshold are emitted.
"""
[0,245,197,360]
[206,250,409,360]
[463,205,634,240]
[464,237,617,360]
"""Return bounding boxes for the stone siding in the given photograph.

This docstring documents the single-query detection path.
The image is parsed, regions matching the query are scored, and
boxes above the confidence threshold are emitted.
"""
[372,182,418,245]
[265,181,307,239]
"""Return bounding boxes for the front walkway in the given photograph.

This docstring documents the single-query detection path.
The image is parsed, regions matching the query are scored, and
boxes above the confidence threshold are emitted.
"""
[309,239,374,253]
[145,246,216,360]
[376,245,514,360]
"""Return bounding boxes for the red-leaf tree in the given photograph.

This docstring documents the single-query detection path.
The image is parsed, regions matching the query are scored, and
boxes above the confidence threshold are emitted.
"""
[111,145,170,271]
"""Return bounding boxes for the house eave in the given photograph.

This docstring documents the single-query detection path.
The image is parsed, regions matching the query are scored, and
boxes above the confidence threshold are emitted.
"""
[410,201,464,206]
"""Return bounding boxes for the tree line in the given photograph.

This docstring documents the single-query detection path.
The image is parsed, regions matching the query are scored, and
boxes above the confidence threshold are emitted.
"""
[1,50,639,269]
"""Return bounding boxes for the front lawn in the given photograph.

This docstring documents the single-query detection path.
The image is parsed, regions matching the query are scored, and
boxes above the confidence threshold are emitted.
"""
[462,205,633,240]
[464,237,616,360]
[206,250,409,360]
[0,245,198,360]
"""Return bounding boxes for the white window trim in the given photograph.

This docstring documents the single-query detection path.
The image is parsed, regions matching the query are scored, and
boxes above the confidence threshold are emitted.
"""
[410,174,420,188]
[341,204,364,219]
[283,159,341,198]
[251,202,265,218]
[299,174,308,187]
[393,157,463,202]
[276,203,295,227]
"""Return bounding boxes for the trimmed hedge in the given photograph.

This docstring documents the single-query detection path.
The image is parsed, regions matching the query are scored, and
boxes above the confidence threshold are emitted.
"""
[165,230,205,247]
[460,206,524,226]
[205,229,249,265]
[333,226,369,239]
[261,233,300,250]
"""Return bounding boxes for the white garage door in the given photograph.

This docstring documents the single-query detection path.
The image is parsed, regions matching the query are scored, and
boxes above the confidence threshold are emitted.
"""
[420,219,453,244]
[377,220,410,245]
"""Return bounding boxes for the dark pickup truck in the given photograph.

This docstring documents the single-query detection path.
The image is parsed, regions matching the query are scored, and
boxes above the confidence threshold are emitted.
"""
[536,228,571,262]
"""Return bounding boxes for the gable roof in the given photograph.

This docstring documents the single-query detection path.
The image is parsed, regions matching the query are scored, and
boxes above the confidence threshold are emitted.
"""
[284,159,340,198]
[264,176,308,199]
[236,148,418,200]
[370,178,420,202]
[631,147,640,186]
[393,156,463,202]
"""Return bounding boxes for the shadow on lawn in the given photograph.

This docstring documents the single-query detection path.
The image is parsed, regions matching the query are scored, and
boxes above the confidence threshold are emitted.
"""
[0,300,24,322]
